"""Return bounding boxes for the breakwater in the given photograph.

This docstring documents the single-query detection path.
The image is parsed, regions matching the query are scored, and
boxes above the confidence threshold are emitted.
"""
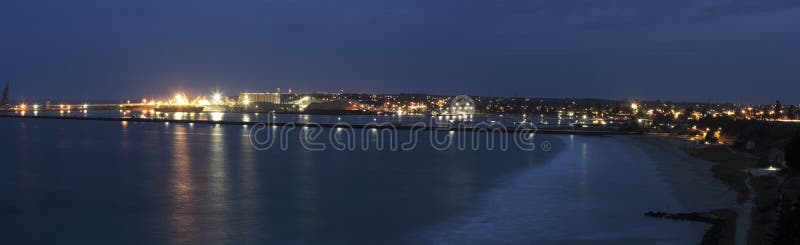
[0,114,636,135]
[645,209,737,245]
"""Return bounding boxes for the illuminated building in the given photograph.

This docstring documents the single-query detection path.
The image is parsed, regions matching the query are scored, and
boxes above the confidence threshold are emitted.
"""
[238,92,280,105]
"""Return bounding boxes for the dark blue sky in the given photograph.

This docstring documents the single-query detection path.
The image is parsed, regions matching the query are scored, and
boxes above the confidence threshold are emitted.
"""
[1,0,798,104]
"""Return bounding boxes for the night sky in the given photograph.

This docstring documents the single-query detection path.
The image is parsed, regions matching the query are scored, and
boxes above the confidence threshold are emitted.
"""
[1,0,798,103]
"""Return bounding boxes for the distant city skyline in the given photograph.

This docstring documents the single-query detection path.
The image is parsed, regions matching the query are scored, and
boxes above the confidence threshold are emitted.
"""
[1,80,797,106]
[2,85,792,106]
[2,0,799,104]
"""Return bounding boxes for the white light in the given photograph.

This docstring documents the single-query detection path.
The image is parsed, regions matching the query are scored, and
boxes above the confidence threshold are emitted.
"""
[212,92,222,103]
[173,93,188,105]
[210,112,224,121]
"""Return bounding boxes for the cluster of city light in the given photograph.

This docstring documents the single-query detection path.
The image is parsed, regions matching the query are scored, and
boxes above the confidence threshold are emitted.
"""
[212,93,223,104]
[8,88,796,130]
[125,91,228,107]
[171,93,191,105]
[688,125,724,144]
[13,102,88,112]
[242,95,250,106]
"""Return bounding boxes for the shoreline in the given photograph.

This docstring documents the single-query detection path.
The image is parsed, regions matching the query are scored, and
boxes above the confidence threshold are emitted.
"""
[628,135,743,245]
[0,114,635,135]
[628,135,738,210]
[403,135,712,244]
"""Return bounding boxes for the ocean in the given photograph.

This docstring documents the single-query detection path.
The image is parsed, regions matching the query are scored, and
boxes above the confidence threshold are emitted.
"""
[0,118,709,244]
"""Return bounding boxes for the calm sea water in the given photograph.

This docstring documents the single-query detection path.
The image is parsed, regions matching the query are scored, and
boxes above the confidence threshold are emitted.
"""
[0,118,706,244]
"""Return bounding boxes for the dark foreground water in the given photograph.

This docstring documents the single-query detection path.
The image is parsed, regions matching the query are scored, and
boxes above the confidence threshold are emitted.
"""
[0,118,706,244]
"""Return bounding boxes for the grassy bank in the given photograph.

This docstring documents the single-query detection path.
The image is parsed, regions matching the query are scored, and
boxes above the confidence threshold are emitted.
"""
[748,176,780,245]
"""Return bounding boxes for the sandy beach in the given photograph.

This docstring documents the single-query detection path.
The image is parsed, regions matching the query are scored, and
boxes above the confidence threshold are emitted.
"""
[628,135,745,244]
[403,135,720,244]
[628,136,738,211]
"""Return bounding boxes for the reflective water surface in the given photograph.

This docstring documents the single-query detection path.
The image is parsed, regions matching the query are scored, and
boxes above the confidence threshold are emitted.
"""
[0,119,704,244]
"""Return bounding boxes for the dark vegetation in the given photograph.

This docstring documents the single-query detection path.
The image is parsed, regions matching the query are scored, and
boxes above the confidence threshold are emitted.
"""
[691,117,797,165]
[768,200,800,245]
[767,132,800,245]
[673,116,800,244]
[785,131,800,171]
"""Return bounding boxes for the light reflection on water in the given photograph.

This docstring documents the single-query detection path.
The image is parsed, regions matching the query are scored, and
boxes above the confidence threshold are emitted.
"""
[294,135,321,240]
[579,142,589,206]
[209,125,231,242]
[172,112,184,121]
[169,125,196,244]
[210,112,224,122]
[0,119,707,244]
